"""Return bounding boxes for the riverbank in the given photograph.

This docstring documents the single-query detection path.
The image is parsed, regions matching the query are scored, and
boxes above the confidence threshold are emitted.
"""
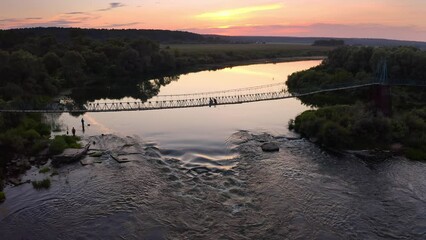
[173,56,326,74]
[286,46,426,161]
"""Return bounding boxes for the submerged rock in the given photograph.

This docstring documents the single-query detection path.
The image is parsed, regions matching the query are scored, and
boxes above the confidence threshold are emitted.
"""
[190,166,211,174]
[261,142,280,152]
[351,150,392,161]
[145,147,162,158]
[80,157,98,166]
[52,144,90,167]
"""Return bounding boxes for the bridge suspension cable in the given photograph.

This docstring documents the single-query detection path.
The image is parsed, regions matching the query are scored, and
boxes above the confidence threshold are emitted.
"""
[1,79,425,113]
[155,82,286,98]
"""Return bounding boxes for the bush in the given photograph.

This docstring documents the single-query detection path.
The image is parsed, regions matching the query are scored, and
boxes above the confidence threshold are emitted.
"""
[405,148,426,161]
[62,135,81,148]
[22,129,41,140]
[319,121,351,148]
[39,166,51,174]
[49,135,81,155]
[49,136,68,155]
[30,140,49,155]
[0,191,5,202]
[32,178,51,189]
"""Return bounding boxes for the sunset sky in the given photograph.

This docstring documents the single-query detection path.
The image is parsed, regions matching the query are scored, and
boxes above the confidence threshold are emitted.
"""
[1,0,425,41]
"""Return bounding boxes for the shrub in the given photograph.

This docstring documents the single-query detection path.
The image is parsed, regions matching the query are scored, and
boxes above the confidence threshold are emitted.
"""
[319,121,351,148]
[0,192,5,202]
[49,135,81,155]
[22,129,41,140]
[39,166,50,174]
[30,140,49,155]
[49,136,68,155]
[32,178,51,189]
[405,148,426,161]
[50,170,59,177]
[62,135,81,148]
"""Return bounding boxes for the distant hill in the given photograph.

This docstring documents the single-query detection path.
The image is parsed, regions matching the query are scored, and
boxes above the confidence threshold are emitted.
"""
[1,28,425,49]
[219,36,426,49]
[0,27,226,48]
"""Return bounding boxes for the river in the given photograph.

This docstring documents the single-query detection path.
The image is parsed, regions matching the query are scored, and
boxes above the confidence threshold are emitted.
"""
[0,60,425,239]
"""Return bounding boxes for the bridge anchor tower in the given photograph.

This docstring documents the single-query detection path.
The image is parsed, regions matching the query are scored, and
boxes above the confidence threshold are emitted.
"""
[373,59,392,117]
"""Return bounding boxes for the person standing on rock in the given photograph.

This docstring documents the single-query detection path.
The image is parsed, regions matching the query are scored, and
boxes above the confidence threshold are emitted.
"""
[72,127,76,137]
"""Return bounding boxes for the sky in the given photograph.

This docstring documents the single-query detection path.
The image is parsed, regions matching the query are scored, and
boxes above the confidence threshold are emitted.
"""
[0,0,425,41]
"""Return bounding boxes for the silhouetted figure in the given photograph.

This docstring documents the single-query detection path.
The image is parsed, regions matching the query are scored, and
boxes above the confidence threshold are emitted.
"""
[81,118,85,132]
[72,127,76,137]
[66,127,69,135]
[209,98,213,107]
[213,98,218,105]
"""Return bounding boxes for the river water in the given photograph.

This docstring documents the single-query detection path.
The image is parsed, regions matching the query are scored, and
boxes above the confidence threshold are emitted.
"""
[1,61,425,239]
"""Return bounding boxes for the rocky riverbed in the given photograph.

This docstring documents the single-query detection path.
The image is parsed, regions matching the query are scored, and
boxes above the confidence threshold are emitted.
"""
[1,132,425,239]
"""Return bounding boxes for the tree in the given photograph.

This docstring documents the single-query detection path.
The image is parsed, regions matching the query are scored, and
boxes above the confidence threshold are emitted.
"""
[43,52,61,74]
[118,48,140,74]
[61,51,86,86]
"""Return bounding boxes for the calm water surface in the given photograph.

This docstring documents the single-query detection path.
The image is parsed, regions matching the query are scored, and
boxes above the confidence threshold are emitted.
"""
[1,61,425,239]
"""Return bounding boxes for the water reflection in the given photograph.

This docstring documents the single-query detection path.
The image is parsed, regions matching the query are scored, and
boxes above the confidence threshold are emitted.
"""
[70,75,180,105]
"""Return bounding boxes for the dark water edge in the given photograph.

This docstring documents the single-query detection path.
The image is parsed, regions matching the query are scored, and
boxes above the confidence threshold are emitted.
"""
[0,132,425,239]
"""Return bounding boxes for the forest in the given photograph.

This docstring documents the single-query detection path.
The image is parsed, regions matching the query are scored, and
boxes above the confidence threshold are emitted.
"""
[287,46,426,160]
[0,27,225,46]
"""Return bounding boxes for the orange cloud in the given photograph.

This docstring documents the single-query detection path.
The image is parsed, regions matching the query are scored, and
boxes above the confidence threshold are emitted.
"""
[195,3,283,21]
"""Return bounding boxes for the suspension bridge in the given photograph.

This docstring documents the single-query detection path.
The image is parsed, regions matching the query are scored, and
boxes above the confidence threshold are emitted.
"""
[0,78,424,114]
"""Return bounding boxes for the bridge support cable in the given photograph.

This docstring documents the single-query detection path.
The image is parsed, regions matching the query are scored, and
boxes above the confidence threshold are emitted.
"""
[0,79,424,113]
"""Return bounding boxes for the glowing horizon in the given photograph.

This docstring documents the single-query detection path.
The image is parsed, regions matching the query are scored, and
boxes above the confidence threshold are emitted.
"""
[0,0,425,42]
[195,4,283,21]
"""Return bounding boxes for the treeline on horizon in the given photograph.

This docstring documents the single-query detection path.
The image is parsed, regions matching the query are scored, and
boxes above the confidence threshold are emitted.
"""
[287,46,426,160]
[0,27,228,46]
[312,39,345,47]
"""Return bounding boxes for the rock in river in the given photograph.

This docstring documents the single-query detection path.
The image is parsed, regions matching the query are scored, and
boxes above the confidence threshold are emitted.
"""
[52,144,90,167]
[261,142,280,152]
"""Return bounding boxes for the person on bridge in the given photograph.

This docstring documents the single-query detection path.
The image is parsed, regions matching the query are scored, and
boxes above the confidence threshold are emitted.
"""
[72,127,76,137]
[209,98,213,107]
[213,98,218,106]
